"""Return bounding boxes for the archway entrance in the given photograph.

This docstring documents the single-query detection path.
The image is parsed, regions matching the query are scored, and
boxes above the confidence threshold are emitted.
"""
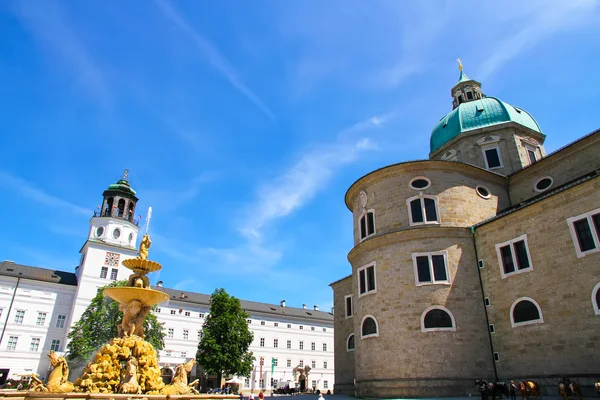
[299,378,306,392]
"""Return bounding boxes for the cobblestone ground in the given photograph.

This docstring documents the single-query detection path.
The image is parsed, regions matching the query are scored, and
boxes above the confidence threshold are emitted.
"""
[264,394,567,400]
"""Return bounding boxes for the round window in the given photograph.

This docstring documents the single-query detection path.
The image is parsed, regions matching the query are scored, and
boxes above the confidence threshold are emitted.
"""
[113,228,121,239]
[534,176,553,192]
[128,232,134,243]
[95,227,104,237]
[409,177,431,190]
[476,186,491,199]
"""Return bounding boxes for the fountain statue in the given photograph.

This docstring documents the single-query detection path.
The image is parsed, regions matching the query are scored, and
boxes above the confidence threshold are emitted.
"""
[69,233,171,394]
[13,210,235,398]
[30,351,74,392]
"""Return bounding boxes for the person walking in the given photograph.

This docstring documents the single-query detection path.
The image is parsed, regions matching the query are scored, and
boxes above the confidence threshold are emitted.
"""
[318,393,326,400]
[509,380,517,400]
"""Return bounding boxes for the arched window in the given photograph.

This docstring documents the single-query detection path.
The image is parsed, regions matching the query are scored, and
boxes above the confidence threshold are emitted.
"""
[421,306,456,332]
[510,297,544,327]
[359,210,375,241]
[105,197,114,216]
[346,334,355,351]
[407,195,439,226]
[117,198,126,217]
[361,315,379,339]
[592,282,600,315]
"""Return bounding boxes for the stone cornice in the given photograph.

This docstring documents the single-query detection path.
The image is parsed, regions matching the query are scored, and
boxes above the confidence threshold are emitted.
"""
[347,226,472,264]
[345,160,506,211]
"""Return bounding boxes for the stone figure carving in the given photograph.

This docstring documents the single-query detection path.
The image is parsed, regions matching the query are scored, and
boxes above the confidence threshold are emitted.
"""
[359,191,368,209]
[118,300,151,338]
[119,357,142,394]
[161,359,199,395]
[127,272,150,289]
[138,234,151,260]
[34,350,75,393]
[29,373,48,392]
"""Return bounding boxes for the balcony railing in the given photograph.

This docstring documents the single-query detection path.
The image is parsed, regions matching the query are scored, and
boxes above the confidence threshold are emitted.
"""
[94,210,140,227]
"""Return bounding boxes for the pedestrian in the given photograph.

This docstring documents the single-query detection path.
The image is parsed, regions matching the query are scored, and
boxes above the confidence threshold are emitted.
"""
[318,393,326,400]
[259,391,264,400]
[509,380,517,400]
[239,392,244,400]
[249,392,255,400]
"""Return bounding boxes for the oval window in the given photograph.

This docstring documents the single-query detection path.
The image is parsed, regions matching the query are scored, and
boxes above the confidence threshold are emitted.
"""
[128,232,134,243]
[113,228,121,239]
[95,227,104,237]
[476,186,491,199]
[409,177,431,190]
[534,177,553,192]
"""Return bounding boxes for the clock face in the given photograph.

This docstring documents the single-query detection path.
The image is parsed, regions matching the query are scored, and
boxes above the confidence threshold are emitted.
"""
[96,227,104,237]
[113,228,121,239]
[105,252,120,266]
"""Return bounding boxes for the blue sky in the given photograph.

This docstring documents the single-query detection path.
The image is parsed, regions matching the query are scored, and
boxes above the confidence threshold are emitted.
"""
[1,0,599,311]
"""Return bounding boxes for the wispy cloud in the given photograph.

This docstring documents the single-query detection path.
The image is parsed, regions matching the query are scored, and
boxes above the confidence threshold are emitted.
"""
[0,171,91,216]
[239,112,396,240]
[155,0,275,121]
[142,173,218,212]
[10,0,111,106]
[479,0,598,80]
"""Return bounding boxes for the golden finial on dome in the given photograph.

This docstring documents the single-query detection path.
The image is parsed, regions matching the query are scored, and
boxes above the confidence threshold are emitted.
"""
[457,58,463,71]
[122,169,129,180]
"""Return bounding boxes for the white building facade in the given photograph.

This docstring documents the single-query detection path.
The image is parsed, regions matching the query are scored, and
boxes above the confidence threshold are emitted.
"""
[0,175,334,392]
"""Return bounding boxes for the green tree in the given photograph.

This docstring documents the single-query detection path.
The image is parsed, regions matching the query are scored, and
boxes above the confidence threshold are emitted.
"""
[66,280,165,363]
[196,288,255,385]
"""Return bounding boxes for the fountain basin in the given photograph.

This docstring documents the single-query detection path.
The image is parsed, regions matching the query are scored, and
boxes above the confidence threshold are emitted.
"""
[122,259,162,274]
[104,287,169,307]
[0,392,238,400]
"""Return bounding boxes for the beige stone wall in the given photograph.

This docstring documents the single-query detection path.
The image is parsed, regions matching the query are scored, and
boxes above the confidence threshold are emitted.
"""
[346,161,509,246]
[348,227,494,396]
[330,276,355,393]
[509,131,600,204]
[474,176,600,379]
[429,124,546,177]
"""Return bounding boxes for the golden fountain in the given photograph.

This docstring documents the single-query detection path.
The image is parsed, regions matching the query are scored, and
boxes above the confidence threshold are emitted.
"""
[25,234,207,397]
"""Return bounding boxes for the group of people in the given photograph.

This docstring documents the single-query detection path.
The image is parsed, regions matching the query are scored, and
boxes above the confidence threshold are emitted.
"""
[239,391,329,400]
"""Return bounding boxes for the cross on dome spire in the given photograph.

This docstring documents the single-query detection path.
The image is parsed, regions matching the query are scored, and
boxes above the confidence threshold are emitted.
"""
[122,169,129,180]
[451,59,482,109]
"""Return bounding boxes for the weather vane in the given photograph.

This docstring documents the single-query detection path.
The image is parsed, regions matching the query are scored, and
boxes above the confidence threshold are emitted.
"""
[122,169,129,180]
[457,58,463,71]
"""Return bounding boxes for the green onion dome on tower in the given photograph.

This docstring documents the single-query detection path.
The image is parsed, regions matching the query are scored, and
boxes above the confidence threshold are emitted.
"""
[430,62,542,153]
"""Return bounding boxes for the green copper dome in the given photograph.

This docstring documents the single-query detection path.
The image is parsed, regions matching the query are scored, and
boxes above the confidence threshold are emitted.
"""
[430,96,542,153]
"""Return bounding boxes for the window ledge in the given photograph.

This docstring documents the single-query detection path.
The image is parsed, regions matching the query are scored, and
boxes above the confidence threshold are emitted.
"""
[358,289,377,299]
[361,333,379,340]
[421,327,457,333]
[501,267,533,279]
[416,281,451,287]
[511,319,543,328]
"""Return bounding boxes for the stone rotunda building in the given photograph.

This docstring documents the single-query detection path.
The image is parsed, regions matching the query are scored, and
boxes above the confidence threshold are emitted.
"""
[330,67,600,397]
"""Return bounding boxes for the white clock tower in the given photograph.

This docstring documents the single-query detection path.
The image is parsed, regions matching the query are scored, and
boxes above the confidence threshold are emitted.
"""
[66,170,142,329]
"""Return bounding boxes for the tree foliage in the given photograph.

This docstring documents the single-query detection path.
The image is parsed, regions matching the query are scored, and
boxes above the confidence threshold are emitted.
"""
[196,288,254,383]
[66,280,165,363]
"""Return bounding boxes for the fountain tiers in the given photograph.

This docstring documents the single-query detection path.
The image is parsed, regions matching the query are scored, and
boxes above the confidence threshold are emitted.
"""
[15,233,236,399]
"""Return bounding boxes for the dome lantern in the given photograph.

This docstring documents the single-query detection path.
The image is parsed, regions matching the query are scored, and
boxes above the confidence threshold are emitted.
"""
[98,169,139,223]
[451,59,483,109]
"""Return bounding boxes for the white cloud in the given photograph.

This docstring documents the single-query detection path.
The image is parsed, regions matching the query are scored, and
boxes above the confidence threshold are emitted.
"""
[0,171,91,216]
[239,113,394,240]
[141,173,218,212]
[155,0,275,121]
[479,0,599,80]
[11,1,112,107]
